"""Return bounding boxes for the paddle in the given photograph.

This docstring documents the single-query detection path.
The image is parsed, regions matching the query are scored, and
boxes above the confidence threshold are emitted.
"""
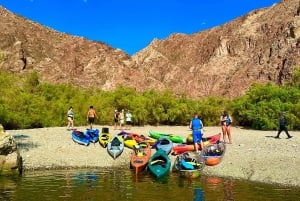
[150,159,166,168]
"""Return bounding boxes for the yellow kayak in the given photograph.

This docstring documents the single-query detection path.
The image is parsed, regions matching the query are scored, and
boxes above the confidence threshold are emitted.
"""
[99,132,111,148]
[118,133,137,149]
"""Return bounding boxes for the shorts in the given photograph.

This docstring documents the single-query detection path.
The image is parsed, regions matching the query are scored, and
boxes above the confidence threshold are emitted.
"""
[192,130,202,143]
[68,116,73,121]
[126,121,131,125]
[120,119,124,124]
[88,117,95,124]
[114,118,118,123]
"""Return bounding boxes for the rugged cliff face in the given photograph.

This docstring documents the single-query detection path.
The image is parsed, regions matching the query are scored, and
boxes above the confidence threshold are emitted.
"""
[0,0,300,98]
[133,0,300,98]
[0,6,144,91]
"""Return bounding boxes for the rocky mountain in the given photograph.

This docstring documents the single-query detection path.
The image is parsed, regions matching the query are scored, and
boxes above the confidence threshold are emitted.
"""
[0,0,300,98]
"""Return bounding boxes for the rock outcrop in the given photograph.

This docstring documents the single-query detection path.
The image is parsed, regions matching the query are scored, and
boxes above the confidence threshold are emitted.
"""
[0,0,300,98]
[0,124,22,175]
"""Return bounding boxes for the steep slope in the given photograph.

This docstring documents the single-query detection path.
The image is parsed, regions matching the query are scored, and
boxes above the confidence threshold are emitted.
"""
[1,0,300,98]
[133,0,300,97]
[0,6,145,90]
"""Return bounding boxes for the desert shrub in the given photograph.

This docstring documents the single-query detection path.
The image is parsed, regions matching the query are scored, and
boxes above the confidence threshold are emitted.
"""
[1,71,300,130]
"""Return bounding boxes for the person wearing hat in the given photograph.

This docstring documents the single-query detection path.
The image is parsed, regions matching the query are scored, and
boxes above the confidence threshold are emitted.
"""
[275,112,292,139]
[114,109,119,130]
[125,110,132,130]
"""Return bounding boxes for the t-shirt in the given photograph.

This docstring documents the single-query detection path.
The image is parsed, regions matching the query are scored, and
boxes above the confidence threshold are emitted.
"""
[126,113,132,121]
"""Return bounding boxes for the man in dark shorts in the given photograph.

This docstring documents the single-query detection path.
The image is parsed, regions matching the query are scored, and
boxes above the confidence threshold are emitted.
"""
[87,106,98,129]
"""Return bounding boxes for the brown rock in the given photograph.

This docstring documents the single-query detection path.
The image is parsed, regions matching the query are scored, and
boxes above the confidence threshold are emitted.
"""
[0,0,300,98]
[0,125,22,175]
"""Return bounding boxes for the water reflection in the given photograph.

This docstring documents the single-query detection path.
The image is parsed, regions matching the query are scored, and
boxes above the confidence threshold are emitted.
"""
[0,169,299,201]
[205,177,234,200]
[223,179,234,201]
[194,188,205,201]
[0,175,18,201]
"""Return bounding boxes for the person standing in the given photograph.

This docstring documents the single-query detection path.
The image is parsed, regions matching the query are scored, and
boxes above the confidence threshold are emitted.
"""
[220,110,232,144]
[114,110,119,130]
[67,107,74,130]
[125,110,132,130]
[87,106,98,129]
[189,113,204,153]
[119,109,125,130]
[275,112,292,139]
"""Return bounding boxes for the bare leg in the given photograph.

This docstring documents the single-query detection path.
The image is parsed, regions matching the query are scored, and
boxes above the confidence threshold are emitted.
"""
[227,126,232,144]
[194,143,199,152]
[200,141,204,151]
[222,126,227,143]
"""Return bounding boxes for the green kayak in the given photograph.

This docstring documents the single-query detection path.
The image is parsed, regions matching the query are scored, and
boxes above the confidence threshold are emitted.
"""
[147,148,171,178]
[149,130,184,143]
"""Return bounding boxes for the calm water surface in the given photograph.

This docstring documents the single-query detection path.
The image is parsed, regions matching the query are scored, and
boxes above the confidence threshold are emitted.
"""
[0,168,299,201]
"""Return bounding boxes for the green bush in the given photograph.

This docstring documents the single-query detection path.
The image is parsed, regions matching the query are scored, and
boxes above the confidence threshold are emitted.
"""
[0,70,300,130]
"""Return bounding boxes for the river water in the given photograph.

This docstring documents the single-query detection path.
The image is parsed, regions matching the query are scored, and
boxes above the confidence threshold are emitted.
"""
[0,168,299,201]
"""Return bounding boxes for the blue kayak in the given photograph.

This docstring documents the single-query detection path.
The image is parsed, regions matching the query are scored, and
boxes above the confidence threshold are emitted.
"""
[155,137,173,155]
[71,130,91,146]
[85,129,100,143]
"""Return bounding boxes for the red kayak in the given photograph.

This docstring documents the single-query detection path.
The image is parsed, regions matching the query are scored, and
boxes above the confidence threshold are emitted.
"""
[172,133,221,155]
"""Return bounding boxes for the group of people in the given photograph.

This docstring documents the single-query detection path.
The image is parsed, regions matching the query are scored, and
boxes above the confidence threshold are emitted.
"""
[67,106,292,146]
[189,110,232,153]
[114,109,132,130]
[190,110,293,152]
[67,107,133,131]
[66,106,98,130]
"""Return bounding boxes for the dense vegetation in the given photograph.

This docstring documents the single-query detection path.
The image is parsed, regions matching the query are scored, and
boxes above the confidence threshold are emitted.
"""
[1,70,300,130]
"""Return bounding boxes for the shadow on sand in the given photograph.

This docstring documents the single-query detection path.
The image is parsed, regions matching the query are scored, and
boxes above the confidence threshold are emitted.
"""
[12,134,40,151]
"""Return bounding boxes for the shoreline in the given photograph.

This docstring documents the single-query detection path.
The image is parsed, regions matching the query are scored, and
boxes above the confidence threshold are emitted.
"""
[8,125,300,187]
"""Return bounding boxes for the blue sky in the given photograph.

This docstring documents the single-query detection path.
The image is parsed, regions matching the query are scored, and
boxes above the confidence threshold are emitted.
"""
[0,0,279,55]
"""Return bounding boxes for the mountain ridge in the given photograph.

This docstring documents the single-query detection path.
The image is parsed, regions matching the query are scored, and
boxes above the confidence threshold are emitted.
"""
[1,0,300,98]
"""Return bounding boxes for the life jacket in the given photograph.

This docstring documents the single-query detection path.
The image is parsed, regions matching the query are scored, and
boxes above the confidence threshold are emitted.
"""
[192,118,202,130]
[222,115,231,125]
[226,115,231,125]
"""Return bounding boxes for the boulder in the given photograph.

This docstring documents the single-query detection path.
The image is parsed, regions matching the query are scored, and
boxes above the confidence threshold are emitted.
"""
[0,124,22,175]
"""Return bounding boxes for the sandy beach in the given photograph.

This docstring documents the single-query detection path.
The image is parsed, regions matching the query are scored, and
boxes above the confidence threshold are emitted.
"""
[8,125,300,187]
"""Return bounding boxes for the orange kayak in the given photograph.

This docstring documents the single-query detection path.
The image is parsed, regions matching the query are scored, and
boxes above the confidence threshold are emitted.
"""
[201,141,226,166]
[130,141,151,174]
